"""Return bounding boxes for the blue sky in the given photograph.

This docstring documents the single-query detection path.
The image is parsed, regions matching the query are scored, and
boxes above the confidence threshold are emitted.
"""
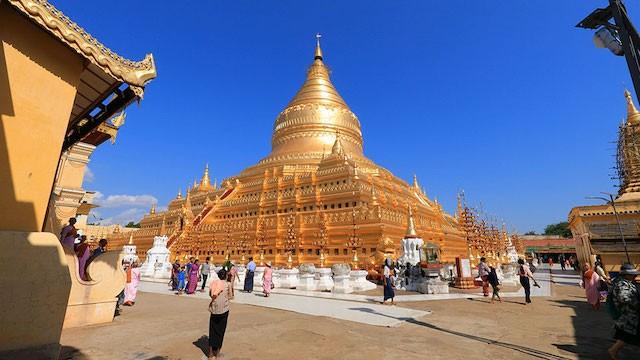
[53,1,638,232]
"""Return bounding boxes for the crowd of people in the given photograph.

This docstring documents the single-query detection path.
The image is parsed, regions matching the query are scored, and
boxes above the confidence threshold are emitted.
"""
[59,217,109,281]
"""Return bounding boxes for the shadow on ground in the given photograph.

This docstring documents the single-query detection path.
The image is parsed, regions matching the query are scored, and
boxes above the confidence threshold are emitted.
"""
[350,307,571,360]
[193,335,209,357]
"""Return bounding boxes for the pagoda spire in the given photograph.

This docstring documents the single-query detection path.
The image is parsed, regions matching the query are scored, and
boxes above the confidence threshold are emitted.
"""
[128,233,134,245]
[315,33,323,60]
[412,174,420,190]
[150,203,156,215]
[625,89,640,125]
[199,163,212,190]
[177,188,182,199]
[405,205,418,238]
[160,215,166,235]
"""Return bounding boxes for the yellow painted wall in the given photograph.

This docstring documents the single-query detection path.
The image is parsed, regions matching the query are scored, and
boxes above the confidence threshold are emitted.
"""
[0,3,83,232]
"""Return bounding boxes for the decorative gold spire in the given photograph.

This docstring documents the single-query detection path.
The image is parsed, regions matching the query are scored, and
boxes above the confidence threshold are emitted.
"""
[266,35,363,163]
[128,233,134,245]
[177,188,182,199]
[406,205,418,238]
[625,89,640,125]
[315,33,323,60]
[199,163,212,190]
[193,179,198,190]
[160,215,166,235]
[213,178,218,190]
[150,203,156,215]
[413,174,420,189]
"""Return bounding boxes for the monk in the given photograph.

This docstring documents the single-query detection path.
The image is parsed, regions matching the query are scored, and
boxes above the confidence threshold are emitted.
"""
[581,263,601,310]
[186,259,200,294]
[262,262,273,297]
[124,261,141,306]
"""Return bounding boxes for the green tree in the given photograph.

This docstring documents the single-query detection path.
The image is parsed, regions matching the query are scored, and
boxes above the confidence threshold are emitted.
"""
[124,221,141,228]
[543,222,572,238]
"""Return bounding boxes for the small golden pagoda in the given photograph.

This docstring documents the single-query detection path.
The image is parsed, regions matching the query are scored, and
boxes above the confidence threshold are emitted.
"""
[111,36,467,267]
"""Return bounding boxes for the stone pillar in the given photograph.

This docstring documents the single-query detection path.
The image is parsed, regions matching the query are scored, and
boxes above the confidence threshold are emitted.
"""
[278,268,300,288]
[350,270,376,291]
[315,268,334,291]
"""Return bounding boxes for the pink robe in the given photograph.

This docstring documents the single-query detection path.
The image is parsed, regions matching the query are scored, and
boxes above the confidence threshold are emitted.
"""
[583,271,601,306]
[186,263,200,294]
[124,267,141,303]
[75,243,90,280]
[262,267,273,295]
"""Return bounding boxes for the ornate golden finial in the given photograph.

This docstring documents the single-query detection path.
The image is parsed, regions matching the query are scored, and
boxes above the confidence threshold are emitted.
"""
[213,178,218,189]
[199,163,212,190]
[412,174,420,190]
[128,233,134,245]
[150,203,156,215]
[160,215,166,235]
[315,33,323,60]
[625,89,640,125]
[177,188,182,199]
[406,205,418,238]
[193,179,198,190]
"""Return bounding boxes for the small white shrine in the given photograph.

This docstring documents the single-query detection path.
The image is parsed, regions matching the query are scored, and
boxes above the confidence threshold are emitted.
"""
[140,235,172,281]
[121,233,138,264]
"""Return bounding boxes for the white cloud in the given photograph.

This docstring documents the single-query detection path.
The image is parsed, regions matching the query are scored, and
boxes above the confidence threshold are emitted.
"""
[94,193,158,208]
[83,166,95,183]
[99,208,147,226]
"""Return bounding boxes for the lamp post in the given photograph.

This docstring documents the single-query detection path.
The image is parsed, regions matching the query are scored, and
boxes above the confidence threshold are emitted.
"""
[586,192,632,263]
[577,0,640,105]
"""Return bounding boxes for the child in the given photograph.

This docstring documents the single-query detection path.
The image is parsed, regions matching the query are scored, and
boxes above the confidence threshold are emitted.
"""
[176,266,186,295]
[488,266,502,303]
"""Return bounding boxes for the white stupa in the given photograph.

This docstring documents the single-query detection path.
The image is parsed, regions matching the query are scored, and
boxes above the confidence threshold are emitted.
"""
[398,206,424,266]
[122,233,139,264]
[140,235,172,281]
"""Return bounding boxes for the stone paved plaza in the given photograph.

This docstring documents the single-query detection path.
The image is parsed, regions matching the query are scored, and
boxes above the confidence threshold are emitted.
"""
[58,266,638,359]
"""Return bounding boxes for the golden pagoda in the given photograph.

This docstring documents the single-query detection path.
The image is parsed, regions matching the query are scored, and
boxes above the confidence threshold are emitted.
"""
[111,36,467,267]
[569,89,640,269]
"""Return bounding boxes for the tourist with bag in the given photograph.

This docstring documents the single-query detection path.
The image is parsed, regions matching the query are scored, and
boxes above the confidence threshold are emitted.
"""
[208,269,233,359]
[608,263,640,359]
[262,262,273,297]
[518,258,539,304]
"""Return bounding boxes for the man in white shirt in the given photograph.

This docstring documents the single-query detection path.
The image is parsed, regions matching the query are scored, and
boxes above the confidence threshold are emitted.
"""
[478,257,491,297]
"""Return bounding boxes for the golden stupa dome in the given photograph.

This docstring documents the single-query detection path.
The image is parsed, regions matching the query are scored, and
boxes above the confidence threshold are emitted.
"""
[266,35,363,163]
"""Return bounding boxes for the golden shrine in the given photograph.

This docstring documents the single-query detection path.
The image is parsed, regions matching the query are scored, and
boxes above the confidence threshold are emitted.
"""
[569,90,640,270]
[110,36,467,267]
[456,192,523,267]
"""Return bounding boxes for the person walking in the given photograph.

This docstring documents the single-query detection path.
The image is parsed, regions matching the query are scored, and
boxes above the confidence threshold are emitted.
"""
[581,263,601,310]
[262,262,273,297]
[208,269,233,359]
[60,217,77,249]
[478,257,491,297]
[123,261,141,306]
[185,257,194,291]
[488,266,502,303]
[559,254,566,271]
[186,259,200,294]
[243,257,256,293]
[382,258,395,305]
[171,259,181,291]
[608,263,640,359]
[201,257,211,292]
[176,266,186,295]
[518,258,539,304]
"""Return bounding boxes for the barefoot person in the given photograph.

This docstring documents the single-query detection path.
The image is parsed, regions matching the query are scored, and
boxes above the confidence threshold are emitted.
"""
[608,263,639,359]
[581,263,601,310]
[517,258,539,304]
[488,266,502,303]
[478,257,491,297]
[382,258,395,305]
[186,259,200,295]
[243,257,256,293]
[74,235,90,280]
[262,262,273,297]
[209,269,233,359]
[123,261,141,306]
